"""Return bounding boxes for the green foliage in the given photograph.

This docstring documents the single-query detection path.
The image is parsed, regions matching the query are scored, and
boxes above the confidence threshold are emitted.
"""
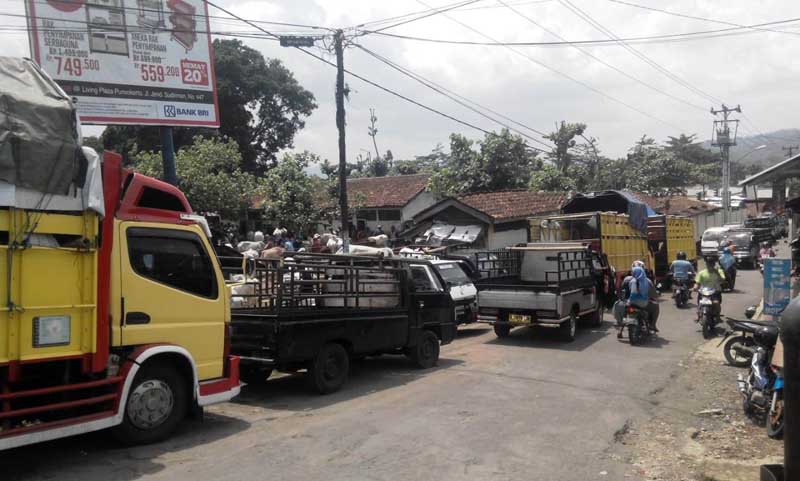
[258,151,322,234]
[130,136,256,218]
[529,163,576,191]
[428,130,538,196]
[103,39,316,174]
[624,136,693,195]
[544,121,587,174]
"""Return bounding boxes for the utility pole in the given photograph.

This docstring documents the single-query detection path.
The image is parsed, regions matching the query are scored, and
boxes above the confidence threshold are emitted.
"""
[784,145,800,158]
[334,29,349,252]
[711,104,741,225]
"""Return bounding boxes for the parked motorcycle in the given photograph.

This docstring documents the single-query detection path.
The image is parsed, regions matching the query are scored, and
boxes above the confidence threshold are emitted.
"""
[621,303,654,346]
[718,315,774,367]
[696,286,721,339]
[672,276,691,308]
[737,322,782,436]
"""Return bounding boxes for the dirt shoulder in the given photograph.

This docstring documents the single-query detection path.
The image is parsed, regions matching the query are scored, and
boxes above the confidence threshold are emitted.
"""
[609,337,783,481]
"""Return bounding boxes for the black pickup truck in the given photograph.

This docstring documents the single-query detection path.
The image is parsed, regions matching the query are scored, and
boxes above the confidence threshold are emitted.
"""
[224,252,456,394]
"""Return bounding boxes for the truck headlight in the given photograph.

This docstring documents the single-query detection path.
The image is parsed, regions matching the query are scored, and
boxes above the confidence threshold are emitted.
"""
[33,315,71,347]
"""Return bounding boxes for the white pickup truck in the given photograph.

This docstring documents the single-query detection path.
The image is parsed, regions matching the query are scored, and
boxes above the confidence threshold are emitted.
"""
[474,244,604,342]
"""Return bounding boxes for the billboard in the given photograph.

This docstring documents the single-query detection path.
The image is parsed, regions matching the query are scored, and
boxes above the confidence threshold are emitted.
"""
[26,0,219,127]
[763,257,791,316]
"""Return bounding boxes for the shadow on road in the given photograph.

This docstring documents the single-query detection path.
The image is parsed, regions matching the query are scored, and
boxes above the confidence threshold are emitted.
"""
[235,355,464,412]
[1,412,250,481]
[484,319,613,352]
[454,325,491,338]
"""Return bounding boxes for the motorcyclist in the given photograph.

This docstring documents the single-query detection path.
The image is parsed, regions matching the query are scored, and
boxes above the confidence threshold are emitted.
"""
[759,241,776,261]
[693,256,726,315]
[669,251,694,281]
[621,265,660,334]
[719,247,737,290]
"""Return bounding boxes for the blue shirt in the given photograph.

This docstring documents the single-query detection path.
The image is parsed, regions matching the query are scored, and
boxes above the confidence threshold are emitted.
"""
[720,253,735,270]
[670,259,694,279]
[284,240,295,252]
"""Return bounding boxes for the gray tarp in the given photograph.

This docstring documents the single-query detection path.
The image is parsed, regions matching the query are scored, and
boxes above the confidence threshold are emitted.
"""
[0,57,83,194]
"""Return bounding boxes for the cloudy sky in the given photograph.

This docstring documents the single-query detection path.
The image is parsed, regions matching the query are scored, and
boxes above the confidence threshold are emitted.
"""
[6,0,800,166]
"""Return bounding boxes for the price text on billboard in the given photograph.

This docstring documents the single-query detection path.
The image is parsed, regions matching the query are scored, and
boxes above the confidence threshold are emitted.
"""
[25,0,219,127]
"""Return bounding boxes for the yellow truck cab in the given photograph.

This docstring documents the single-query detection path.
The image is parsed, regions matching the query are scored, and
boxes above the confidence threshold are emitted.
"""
[0,152,240,450]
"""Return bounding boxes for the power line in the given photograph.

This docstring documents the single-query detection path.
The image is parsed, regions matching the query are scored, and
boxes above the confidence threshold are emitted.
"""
[406,0,684,130]
[606,0,800,37]
[497,0,707,112]
[355,44,553,148]
[353,0,554,29]
[558,0,722,106]
[366,0,485,34]
[359,18,800,47]
[202,1,545,151]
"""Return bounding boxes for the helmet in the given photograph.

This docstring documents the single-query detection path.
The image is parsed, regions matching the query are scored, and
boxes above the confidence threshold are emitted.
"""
[631,260,646,269]
[762,241,770,248]
[677,251,686,260]
[704,255,718,267]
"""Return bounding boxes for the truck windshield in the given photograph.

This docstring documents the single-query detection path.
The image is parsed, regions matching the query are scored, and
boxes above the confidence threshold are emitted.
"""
[435,263,471,286]
[702,231,724,242]
[727,233,751,247]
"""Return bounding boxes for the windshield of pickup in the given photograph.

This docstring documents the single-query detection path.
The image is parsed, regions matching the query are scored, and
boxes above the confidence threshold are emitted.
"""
[434,263,471,286]
[727,232,752,247]
[702,230,725,242]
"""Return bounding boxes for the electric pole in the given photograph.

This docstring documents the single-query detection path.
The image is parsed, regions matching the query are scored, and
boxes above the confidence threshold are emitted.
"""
[784,145,800,158]
[711,104,741,224]
[334,29,349,252]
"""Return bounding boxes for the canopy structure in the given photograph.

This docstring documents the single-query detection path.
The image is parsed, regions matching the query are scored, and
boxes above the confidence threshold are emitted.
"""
[739,153,800,188]
[561,190,656,234]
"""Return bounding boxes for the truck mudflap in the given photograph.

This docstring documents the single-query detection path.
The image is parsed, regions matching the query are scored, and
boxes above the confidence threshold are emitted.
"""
[197,355,241,406]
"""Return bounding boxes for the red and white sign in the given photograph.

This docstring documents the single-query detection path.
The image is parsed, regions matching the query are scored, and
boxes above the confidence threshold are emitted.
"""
[26,0,219,127]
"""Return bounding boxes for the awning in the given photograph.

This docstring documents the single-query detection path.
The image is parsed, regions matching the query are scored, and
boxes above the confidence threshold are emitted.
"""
[420,222,482,246]
[739,153,800,187]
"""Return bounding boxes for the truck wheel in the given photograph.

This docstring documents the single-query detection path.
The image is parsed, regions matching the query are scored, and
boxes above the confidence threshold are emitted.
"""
[308,343,349,394]
[560,312,577,342]
[409,330,440,369]
[588,306,603,327]
[493,324,511,338]
[112,363,189,445]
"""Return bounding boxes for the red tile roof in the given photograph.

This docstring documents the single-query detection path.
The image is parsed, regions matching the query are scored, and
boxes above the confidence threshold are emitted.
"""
[347,174,430,208]
[458,190,567,222]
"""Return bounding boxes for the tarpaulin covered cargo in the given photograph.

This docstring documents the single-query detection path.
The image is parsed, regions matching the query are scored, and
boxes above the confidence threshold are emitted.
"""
[0,57,84,194]
[561,190,656,234]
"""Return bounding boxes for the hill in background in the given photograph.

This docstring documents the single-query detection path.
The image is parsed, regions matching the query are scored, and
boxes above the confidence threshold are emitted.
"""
[702,128,800,167]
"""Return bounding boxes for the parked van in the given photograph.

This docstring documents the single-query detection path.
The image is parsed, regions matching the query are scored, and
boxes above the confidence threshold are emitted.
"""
[701,227,729,257]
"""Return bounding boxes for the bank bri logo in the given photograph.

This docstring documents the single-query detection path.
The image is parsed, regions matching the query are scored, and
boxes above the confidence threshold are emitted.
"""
[164,105,177,117]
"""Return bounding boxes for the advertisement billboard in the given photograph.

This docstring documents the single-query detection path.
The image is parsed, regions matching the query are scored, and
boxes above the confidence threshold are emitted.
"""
[26,0,219,127]
[763,257,791,316]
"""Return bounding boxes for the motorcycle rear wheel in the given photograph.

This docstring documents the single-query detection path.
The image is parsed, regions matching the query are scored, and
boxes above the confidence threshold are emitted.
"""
[628,324,643,346]
[701,318,714,339]
[767,397,784,440]
[723,336,753,367]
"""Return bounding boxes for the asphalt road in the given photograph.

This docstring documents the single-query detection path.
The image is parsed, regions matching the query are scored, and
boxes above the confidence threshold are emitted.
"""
[3,261,769,481]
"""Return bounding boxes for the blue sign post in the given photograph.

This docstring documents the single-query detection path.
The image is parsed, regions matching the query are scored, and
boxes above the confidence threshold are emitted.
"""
[763,258,792,317]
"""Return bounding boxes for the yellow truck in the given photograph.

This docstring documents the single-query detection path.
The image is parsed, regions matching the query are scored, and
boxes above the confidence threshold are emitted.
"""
[647,215,697,283]
[0,152,240,450]
[530,211,654,285]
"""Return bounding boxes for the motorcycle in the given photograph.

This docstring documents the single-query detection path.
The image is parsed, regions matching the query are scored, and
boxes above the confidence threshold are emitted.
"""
[620,303,653,346]
[737,322,782,437]
[791,236,800,275]
[696,286,721,339]
[672,275,691,308]
[718,315,775,367]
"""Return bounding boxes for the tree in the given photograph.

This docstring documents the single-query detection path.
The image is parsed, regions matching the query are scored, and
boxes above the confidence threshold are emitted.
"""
[529,163,576,191]
[391,144,447,175]
[544,121,587,174]
[625,136,693,195]
[130,136,256,219]
[104,39,316,174]
[664,133,721,191]
[428,130,539,196]
[258,151,323,234]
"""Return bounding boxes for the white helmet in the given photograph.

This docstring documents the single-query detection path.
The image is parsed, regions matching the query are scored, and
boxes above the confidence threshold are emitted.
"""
[631,260,646,269]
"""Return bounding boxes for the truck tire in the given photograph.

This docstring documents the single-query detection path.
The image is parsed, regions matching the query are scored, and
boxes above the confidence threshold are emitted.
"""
[587,306,603,327]
[308,343,349,394]
[112,363,189,445]
[409,330,440,369]
[560,312,577,342]
[493,324,511,338]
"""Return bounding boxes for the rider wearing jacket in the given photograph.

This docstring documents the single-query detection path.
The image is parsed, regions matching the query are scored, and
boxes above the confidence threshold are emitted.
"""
[719,247,737,290]
[626,266,660,333]
[694,256,726,311]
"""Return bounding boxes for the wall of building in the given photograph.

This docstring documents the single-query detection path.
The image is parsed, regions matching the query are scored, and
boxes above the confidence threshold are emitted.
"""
[403,191,438,221]
[692,208,745,240]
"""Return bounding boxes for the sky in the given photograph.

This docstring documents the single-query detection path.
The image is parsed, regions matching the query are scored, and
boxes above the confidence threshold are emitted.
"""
[6,0,800,168]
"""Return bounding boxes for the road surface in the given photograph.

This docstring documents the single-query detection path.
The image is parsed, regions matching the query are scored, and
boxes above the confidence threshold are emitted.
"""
[3,262,765,481]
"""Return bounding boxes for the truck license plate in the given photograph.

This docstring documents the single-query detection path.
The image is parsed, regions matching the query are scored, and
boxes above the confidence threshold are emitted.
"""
[508,313,531,325]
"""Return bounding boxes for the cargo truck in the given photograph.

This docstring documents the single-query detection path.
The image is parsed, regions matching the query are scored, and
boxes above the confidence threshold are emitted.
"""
[226,253,456,394]
[0,152,240,450]
[647,215,697,285]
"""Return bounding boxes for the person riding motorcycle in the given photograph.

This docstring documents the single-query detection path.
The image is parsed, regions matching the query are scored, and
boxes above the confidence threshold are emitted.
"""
[622,265,660,334]
[759,242,776,262]
[670,251,695,300]
[693,256,726,316]
[719,247,737,290]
